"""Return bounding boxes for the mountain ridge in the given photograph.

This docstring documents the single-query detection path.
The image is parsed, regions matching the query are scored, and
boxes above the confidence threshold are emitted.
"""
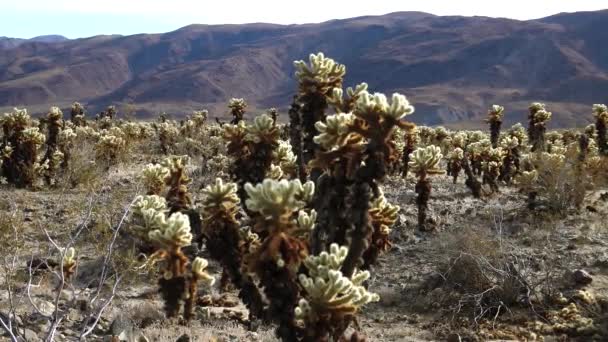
[1,10,607,128]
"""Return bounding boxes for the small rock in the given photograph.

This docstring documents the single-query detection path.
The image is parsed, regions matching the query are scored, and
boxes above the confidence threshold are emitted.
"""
[447,333,462,342]
[573,269,593,285]
[22,329,41,342]
[175,334,191,342]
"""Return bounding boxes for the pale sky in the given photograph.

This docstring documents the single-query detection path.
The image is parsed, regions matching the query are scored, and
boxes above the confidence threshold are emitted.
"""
[1,0,606,38]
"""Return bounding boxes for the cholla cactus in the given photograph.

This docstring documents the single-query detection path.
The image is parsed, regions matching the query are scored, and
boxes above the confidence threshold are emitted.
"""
[486,105,505,148]
[328,83,369,113]
[527,103,552,152]
[131,195,168,240]
[592,104,608,155]
[245,178,314,222]
[95,132,126,166]
[273,140,297,178]
[409,145,444,231]
[362,191,400,268]
[313,113,356,150]
[41,107,65,185]
[402,127,419,177]
[293,53,346,181]
[70,102,86,126]
[0,108,47,187]
[516,169,540,209]
[147,211,193,317]
[294,52,346,97]
[498,136,520,183]
[200,178,266,320]
[156,121,179,154]
[162,155,192,212]
[244,178,315,341]
[296,244,379,340]
[447,147,464,183]
[223,114,282,203]
[141,163,170,195]
[482,147,504,193]
[228,98,247,124]
[58,247,77,281]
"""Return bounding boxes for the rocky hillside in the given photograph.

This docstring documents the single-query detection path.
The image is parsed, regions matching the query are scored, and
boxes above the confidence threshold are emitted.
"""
[1,10,607,127]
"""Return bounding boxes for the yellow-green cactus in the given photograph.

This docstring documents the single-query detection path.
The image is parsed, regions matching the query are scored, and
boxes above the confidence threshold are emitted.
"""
[191,257,215,286]
[244,178,314,219]
[296,243,379,324]
[408,145,444,176]
[245,114,279,143]
[313,113,356,150]
[22,127,46,146]
[58,246,77,280]
[355,92,415,121]
[201,178,240,219]
[294,52,346,95]
[141,163,170,195]
[148,212,193,250]
[131,195,168,239]
[328,83,369,112]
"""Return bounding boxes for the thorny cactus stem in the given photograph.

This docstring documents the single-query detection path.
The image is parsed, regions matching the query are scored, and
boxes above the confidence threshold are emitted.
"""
[462,152,482,198]
[141,163,170,195]
[362,191,399,269]
[228,98,247,125]
[41,107,64,185]
[58,247,77,282]
[148,211,193,318]
[200,178,267,321]
[592,104,608,155]
[293,52,346,180]
[288,96,307,181]
[184,257,214,322]
[481,147,504,193]
[162,155,192,212]
[0,108,46,187]
[527,102,552,152]
[402,127,419,178]
[447,148,464,183]
[409,145,444,231]
[296,244,380,341]
[486,105,505,148]
[70,102,86,126]
[244,178,315,340]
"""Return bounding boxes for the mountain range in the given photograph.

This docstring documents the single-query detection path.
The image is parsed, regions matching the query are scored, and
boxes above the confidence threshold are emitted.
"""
[1,10,607,128]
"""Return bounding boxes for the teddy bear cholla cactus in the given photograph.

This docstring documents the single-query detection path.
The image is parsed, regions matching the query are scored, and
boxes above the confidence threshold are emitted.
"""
[40,107,65,185]
[141,163,170,195]
[228,98,247,125]
[223,114,281,203]
[70,102,86,126]
[244,178,315,341]
[57,246,77,282]
[311,91,414,278]
[528,102,552,152]
[447,147,464,183]
[362,190,399,269]
[293,52,346,180]
[482,147,505,193]
[295,243,380,340]
[0,108,47,187]
[486,105,505,148]
[141,201,214,320]
[95,130,126,167]
[592,104,608,155]
[409,145,444,231]
[200,178,267,320]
